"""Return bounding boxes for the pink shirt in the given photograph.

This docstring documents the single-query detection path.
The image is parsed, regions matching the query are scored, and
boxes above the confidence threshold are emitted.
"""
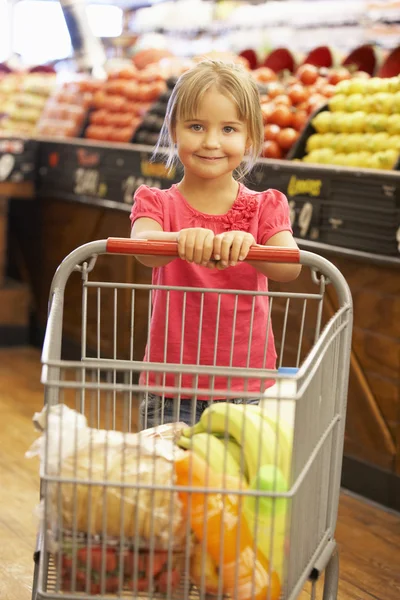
[130,183,292,399]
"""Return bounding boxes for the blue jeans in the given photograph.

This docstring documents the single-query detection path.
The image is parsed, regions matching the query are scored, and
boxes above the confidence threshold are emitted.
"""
[140,393,259,429]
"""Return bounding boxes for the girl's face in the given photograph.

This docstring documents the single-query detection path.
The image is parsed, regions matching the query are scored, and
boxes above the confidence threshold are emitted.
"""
[173,87,249,181]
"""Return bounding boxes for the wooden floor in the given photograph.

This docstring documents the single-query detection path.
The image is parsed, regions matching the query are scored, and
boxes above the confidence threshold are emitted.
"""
[1,347,399,600]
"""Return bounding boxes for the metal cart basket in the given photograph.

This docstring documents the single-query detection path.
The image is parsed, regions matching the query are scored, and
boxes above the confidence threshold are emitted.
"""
[31,239,352,600]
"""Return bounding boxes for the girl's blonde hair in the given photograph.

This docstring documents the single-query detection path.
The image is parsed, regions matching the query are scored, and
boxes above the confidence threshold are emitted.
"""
[154,60,264,180]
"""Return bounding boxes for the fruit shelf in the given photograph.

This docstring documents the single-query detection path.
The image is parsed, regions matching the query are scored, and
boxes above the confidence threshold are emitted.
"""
[3,136,400,257]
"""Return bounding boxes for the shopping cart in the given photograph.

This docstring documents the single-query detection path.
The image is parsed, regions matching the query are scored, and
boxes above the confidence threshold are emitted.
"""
[30,238,352,600]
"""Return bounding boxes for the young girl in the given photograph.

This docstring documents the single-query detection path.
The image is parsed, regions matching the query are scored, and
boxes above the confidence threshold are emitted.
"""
[130,60,301,428]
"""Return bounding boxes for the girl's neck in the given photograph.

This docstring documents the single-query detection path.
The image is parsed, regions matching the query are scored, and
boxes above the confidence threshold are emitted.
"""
[177,173,240,215]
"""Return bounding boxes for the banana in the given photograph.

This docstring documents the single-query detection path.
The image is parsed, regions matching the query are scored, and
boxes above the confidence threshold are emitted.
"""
[243,405,293,481]
[185,404,278,483]
[177,432,242,478]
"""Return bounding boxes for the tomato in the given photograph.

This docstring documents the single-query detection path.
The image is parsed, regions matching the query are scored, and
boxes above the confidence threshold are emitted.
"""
[92,91,107,109]
[267,82,285,98]
[105,79,126,95]
[123,82,140,101]
[307,93,326,115]
[277,127,299,150]
[262,140,283,159]
[108,112,133,127]
[115,67,137,80]
[322,84,336,98]
[327,68,351,85]
[269,106,293,128]
[292,110,308,132]
[90,109,107,125]
[260,102,274,124]
[253,67,277,83]
[103,95,125,112]
[264,124,281,141]
[288,83,309,105]
[296,64,319,86]
[274,94,292,107]
[108,126,134,143]
[85,125,110,141]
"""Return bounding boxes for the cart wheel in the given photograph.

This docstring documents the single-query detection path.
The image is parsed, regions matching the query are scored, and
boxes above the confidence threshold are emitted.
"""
[322,548,339,600]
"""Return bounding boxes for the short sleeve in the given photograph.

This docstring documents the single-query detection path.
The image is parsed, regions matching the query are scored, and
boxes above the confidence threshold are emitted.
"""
[257,189,293,245]
[129,185,164,228]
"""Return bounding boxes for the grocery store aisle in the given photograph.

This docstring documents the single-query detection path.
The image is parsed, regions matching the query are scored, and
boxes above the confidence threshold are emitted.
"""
[1,347,399,600]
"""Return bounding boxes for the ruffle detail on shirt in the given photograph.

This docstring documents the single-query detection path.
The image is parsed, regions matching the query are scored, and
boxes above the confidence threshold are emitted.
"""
[187,189,259,232]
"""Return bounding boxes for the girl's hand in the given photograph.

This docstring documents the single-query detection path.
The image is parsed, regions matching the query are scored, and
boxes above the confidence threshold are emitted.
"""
[177,228,215,266]
[213,231,256,269]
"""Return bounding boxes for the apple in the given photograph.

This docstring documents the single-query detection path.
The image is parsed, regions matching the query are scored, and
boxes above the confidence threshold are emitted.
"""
[346,111,367,134]
[312,111,332,134]
[369,92,395,115]
[334,80,352,95]
[393,91,400,111]
[387,114,400,135]
[366,77,387,94]
[328,94,347,112]
[346,78,369,95]
[306,133,324,152]
[387,135,400,152]
[344,94,365,112]
[305,148,335,164]
[365,114,389,133]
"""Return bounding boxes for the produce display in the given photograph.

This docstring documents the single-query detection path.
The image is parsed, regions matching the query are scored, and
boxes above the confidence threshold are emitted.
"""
[301,75,400,169]
[28,401,294,597]
[84,64,166,144]
[253,63,370,159]
[0,73,56,137]
[133,77,175,146]
[37,79,101,138]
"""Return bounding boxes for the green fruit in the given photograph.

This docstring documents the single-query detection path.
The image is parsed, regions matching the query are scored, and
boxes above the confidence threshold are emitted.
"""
[246,465,288,519]
[178,432,242,477]
[184,403,278,483]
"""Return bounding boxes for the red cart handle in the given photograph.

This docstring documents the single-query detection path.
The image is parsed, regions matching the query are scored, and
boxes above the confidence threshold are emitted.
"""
[106,238,300,263]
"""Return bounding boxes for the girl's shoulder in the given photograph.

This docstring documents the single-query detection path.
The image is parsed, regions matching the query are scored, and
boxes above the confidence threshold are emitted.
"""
[240,184,288,206]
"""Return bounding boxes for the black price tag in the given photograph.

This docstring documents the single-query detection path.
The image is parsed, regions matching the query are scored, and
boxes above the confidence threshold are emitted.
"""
[0,138,38,183]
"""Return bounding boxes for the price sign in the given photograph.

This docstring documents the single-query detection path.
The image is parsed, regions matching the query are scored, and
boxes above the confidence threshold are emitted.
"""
[288,198,320,240]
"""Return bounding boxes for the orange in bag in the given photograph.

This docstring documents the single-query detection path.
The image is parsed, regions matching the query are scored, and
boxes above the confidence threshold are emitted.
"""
[174,452,281,600]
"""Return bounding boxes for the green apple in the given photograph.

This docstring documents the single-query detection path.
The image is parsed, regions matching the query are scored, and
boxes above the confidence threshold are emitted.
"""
[334,80,352,95]
[387,114,400,135]
[393,91,400,112]
[369,92,395,115]
[344,93,364,112]
[307,148,335,164]
[369,150,398,170]
[365,114,389,133]
[312,112,333,134]
[328,94,347,112]
[366,77,387,94]
[387,135,400,152]
[387,76,400,93]
[331,153,348,166]
[347,78,369,95]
